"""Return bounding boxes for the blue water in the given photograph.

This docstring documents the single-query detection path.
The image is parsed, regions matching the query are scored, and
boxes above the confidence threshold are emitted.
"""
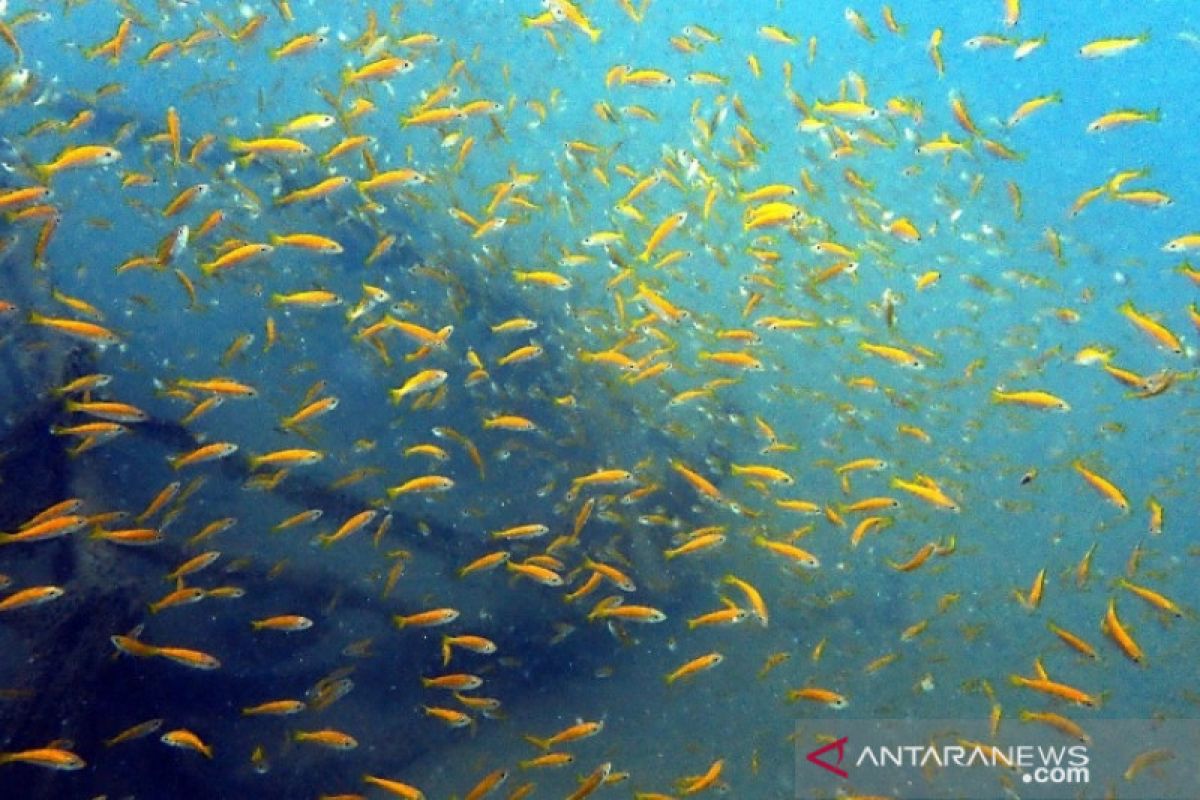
[1,1,1198,799]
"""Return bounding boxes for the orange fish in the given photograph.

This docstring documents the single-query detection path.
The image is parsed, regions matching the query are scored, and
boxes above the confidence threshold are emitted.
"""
[0,747,86,770]
[161,729,213,758]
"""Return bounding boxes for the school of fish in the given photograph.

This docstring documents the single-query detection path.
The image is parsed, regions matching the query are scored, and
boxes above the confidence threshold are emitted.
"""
[0,0,1197,798]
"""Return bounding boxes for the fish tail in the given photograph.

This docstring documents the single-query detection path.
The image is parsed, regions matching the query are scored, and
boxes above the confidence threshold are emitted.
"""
[523,735,550,750]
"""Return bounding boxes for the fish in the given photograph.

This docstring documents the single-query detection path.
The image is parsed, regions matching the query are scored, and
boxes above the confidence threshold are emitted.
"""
[1079,32,1150,58]
[34,144,121,181]
[991,388,1070,411]
[161,729,214,758]
[28,312,119,347]
[0,514,89,545]
[104,718,165,747]
[665,652,724,684]
[1072,460,1130,512]
[1102,598,1145,664]
[251,615,314,632]
[363,775,426,799]
[1087,108,1161,133]
[1009,674,1097,707]
[293,730,357,750]
[1,4,1195,796]
[0,747,86,770]
[524,720,604,751]
[393,608,460,629]
[168,442,239,470]
[242,700,306,716]
[1117,578,1183,618]
[1118,300,1183,354]
[0,585,65,612]
[786,687,848,709]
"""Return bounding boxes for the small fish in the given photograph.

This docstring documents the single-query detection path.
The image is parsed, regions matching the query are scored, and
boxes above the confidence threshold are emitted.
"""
[242,700,307,716]
[292,729,357,750]
[161,729,213,759]
[787,687,848,709]
[0,747,86,770]
[665,652,724,684]
[394,608,460,628]
[524,719,604,751]
[363,774,426,799]
[34,145,121,181]
[104,718,165,747]
[1079,32,1149,58]
[0,585,65,612]
[251,615,314,632]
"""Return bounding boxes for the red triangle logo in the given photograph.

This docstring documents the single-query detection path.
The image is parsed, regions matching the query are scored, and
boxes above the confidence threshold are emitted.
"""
[806,736,849,779]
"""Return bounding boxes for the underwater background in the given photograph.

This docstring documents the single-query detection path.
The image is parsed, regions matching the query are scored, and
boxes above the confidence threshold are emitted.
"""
[1,0,1198,798]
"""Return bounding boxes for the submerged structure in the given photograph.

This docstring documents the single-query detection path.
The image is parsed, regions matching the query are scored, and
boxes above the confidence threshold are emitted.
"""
[2,2,1198,799]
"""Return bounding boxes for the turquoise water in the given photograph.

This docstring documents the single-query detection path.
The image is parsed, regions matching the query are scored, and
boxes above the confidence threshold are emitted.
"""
[0,1,1197,798]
